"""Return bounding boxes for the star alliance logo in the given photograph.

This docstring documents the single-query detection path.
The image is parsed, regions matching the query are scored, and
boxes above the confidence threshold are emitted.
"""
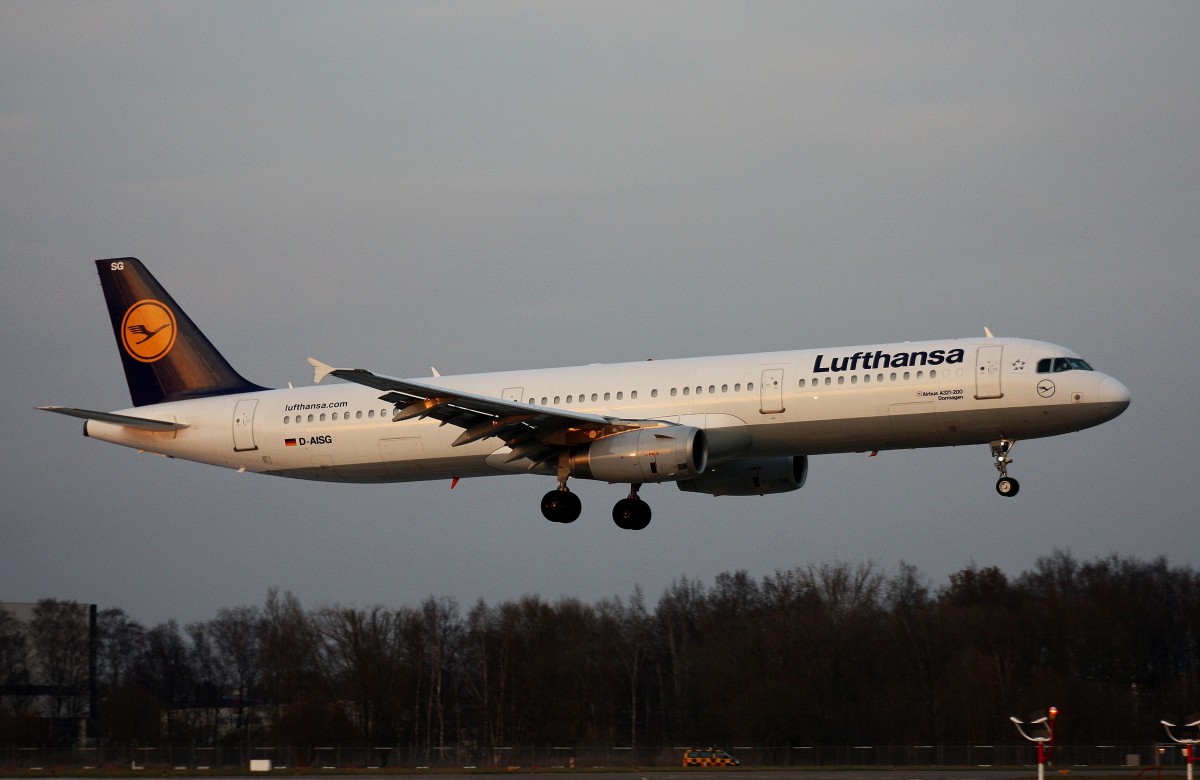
[1011,359,1026,372]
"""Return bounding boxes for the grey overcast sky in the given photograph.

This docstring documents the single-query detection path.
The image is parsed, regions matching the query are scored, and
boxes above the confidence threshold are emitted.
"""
[2,2,1197,627]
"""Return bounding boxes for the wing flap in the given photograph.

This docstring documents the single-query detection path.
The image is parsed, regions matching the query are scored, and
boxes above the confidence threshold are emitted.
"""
[308,358,611,427]
[306,358,658,455]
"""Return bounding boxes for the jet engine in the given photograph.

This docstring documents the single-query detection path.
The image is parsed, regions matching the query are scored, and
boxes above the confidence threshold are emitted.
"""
[568,426,708,484]
[676,455,808,496]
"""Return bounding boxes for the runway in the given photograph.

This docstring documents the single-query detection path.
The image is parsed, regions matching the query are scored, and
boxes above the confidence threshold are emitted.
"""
[2,770,1184,780]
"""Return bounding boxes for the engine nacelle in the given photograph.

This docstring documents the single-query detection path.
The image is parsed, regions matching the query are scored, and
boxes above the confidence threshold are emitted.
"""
[569,426,708,484]
[677,455,808,497]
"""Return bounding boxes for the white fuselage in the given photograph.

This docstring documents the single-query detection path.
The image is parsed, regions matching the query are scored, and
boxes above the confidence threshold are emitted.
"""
[84,337,1130,485]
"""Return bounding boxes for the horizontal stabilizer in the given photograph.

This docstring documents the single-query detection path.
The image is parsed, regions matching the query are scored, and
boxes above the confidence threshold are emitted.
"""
[38,406,188,431]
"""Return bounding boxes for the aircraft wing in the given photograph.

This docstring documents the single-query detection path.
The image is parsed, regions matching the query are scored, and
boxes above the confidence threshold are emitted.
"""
[307,358,647,465]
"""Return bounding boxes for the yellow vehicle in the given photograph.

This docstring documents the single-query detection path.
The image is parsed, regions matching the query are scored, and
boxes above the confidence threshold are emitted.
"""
[682,748,740,767]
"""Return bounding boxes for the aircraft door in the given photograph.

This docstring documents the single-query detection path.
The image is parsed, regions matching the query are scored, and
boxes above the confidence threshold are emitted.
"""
[974,346,1004,400]
[232,399,259,451]
[502,387,524,403]
[760,368,785,414]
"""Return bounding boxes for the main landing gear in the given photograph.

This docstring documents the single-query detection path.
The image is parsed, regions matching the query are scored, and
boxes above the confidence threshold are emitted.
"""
[540,487,582,524]
[540,477,652,530]
[990,438,1020,497]
[612,484,651,531]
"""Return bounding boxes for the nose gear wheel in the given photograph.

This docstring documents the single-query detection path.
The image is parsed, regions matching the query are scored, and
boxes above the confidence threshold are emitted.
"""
[990,438,1020,497]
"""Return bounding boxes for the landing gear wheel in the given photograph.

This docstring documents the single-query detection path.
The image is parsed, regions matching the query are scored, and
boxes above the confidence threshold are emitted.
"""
[541,490,582,523]
[612,497,651,530]
[989,438,1019,497]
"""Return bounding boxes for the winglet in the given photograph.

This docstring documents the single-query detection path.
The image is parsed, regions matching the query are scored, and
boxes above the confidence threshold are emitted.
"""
[984,326,995,339]
[306,357,336,384]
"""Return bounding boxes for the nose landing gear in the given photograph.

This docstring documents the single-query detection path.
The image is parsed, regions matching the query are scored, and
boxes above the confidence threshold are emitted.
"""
[991,438,1020,497]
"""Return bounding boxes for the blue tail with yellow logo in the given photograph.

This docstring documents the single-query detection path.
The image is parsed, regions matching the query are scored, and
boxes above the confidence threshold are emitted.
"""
[97,258,265,406]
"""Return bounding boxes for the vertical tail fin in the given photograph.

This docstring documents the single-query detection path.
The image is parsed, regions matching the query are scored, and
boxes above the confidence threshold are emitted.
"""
[96,257,266,406]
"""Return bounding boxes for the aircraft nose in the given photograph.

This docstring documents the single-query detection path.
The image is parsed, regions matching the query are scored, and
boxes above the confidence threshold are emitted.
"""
[1099,376,1131,414]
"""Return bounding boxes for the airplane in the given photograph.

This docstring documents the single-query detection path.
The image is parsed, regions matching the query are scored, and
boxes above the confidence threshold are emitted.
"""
[41,258,1131,530]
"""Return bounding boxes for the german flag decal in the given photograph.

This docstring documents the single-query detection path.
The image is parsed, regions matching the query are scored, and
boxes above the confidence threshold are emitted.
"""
[285,438,297,447]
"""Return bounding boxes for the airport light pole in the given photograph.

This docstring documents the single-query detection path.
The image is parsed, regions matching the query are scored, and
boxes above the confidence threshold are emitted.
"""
[1011,707,1057,780]
[1161,719,1200,780]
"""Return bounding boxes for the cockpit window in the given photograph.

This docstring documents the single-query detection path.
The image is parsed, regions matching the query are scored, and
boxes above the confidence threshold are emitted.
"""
[1036,357,1094,373]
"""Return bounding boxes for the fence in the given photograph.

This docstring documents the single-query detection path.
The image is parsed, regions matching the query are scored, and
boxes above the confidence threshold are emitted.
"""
[2,743,1194,771]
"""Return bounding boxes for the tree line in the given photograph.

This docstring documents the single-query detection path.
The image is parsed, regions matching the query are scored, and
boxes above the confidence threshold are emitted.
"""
[2,551,1197,751]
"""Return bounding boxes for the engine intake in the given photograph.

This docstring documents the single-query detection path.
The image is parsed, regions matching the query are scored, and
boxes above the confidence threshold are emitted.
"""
[569,426,708,484]
[677,455,808,496]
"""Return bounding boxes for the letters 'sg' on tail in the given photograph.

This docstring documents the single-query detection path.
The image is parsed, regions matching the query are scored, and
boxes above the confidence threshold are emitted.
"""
[97,258,264,406]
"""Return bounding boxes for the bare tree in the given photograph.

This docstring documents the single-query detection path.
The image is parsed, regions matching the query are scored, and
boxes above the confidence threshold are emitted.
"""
[28,600,91,728]
[0,607,30,715]
[210,605,265,746]
[316,604,411,744]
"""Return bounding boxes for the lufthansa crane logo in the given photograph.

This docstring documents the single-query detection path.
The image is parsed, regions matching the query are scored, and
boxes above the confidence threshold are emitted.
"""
[121,299,177,363]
